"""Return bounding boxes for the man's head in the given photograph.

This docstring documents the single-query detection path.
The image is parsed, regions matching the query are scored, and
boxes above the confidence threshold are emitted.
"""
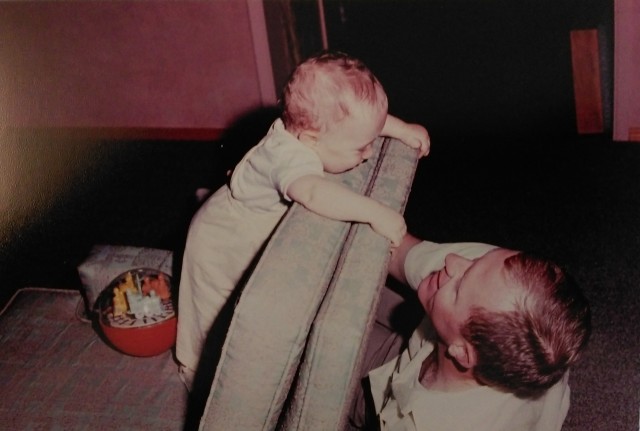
[281,51,388,173]
[463,252,591,398]
[417,248,591,398]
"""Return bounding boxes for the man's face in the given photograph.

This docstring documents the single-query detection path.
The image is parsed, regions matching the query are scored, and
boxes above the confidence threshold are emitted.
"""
[416,248,521,347]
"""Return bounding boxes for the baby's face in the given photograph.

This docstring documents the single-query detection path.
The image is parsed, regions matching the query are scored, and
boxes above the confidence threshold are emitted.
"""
[313,106,386,174]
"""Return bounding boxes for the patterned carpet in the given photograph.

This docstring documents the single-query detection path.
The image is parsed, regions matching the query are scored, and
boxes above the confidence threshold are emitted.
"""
[0,288,187,429]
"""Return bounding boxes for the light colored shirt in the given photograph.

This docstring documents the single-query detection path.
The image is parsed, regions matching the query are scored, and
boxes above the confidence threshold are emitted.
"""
[230,118,323,211]
[176,119,323,372]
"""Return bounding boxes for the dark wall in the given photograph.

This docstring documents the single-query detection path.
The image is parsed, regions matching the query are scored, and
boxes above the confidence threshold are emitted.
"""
[322,0,613,140]
[0,109,278,308]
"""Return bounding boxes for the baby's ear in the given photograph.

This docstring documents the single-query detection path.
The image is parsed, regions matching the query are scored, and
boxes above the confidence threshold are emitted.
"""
[447,341,477,369]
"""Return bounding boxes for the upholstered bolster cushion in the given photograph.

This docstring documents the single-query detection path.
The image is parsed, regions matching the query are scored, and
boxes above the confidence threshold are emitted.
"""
[199,138,418,430]
[280,139,418,430]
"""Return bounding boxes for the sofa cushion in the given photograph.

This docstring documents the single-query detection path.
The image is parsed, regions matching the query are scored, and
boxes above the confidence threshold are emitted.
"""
[199,138,418,430]
[280,139,418,430]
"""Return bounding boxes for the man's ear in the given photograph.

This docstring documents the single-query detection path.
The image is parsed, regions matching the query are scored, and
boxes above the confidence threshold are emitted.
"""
[447,341,477,369]
[297,130,319,145]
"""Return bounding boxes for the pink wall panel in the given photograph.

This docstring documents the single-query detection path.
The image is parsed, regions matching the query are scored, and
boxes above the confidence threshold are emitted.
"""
[613,0,640,141]
[0,1,265,129]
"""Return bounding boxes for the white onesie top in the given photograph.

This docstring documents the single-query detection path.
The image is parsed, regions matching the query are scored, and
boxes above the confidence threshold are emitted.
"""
[229,118,324,211]
[176,119,324,372]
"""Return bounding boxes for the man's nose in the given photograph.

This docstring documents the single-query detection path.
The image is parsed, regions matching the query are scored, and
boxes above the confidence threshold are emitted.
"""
[444,253,472,275]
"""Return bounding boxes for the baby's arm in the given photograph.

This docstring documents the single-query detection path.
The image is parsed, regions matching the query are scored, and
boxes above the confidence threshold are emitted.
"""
[381,114,431,157]
[287,175,406,246]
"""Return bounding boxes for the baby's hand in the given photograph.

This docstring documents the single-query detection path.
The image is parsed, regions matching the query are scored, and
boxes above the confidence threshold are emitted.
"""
[382,115,431,158]
[369,207,407,247]
[399,123,430,157]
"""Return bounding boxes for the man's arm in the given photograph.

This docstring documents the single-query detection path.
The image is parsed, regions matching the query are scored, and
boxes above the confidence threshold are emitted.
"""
[287,175,406,246]
[388,233,422,284]
[388,234,499,290]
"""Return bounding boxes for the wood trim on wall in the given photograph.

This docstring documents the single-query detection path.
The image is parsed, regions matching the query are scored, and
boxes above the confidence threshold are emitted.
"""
[570,29,604,134]
[613,0,640,141]
[7,127,224,141]
[247,0,277,106]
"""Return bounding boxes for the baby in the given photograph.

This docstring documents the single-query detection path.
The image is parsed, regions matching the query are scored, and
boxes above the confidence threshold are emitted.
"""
[176,51,430,389]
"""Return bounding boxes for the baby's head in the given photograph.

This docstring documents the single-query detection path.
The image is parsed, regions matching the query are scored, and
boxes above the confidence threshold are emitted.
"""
[281,51,388,173]
[462,252,591,398]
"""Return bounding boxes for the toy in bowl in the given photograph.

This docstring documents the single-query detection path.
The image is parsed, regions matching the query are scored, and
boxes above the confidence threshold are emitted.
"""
[96,268,176,357]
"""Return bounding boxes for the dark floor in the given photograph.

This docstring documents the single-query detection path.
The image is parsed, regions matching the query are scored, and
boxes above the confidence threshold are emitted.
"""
[408,134,640,431]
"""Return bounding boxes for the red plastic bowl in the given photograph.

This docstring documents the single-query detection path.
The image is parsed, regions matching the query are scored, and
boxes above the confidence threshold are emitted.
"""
[96,268,177,357]
[99,317,176,357]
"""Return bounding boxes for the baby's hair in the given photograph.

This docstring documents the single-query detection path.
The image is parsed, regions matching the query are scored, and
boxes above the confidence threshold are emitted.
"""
[461,252,591,398]
[281,51,388,134]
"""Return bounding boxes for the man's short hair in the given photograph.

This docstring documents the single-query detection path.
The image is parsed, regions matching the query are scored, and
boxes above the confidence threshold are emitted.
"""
[461,252,591,398]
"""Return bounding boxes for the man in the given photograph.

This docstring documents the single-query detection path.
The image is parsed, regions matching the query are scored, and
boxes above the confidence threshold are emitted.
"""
[350,234,591,431]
